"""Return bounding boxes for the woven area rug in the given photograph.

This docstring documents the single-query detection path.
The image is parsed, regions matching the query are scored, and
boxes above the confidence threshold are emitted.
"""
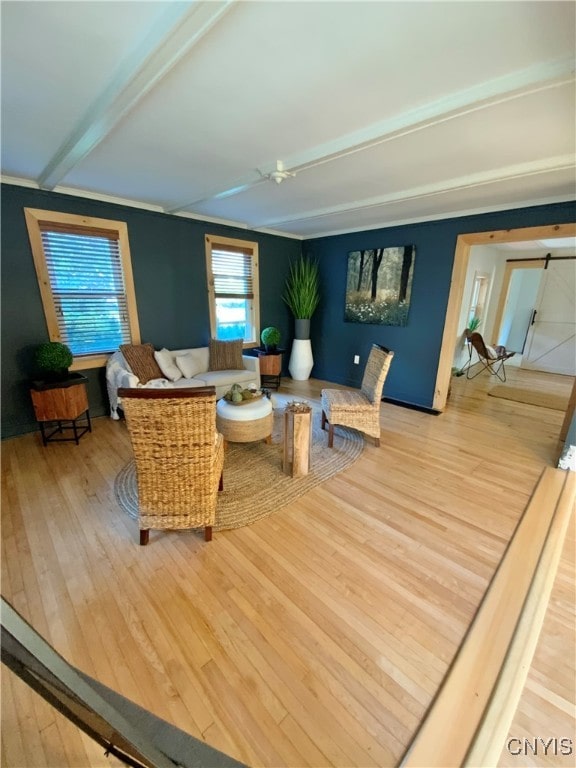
[114,395,364,531]
[488,385,569,411]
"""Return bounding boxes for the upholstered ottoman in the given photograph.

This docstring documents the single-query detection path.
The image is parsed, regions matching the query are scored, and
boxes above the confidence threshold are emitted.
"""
[216,396,273,444]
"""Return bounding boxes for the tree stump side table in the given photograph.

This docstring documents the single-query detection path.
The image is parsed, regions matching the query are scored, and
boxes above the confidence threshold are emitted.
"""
[283,402,312,477]
[30,374,91,446]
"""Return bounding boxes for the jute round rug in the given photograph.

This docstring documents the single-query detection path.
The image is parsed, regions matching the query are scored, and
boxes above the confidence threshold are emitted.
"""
[114,395,364,531]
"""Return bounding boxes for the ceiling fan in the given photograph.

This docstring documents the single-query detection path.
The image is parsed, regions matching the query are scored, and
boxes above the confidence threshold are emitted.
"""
[261,160,296,185]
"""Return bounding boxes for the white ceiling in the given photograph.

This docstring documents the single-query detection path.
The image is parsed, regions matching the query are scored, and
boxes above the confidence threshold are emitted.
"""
[495,237,576,251]
[2,1,575,239]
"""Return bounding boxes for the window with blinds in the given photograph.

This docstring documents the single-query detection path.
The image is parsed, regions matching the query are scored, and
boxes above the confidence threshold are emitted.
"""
[25,209,140,369]
[205,235,260,344]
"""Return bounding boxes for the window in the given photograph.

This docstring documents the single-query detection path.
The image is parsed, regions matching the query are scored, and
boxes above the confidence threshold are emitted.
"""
[25,209,140,369]
[205,235,259,345]
[467,271,490,327]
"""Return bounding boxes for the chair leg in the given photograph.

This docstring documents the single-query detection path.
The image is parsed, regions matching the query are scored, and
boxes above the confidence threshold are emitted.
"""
[205,526,213,542]
[219,471,223,491]
[321,410,327,430]
[493,361,507,382]
[328,423,334,448]
[139,529,149,546]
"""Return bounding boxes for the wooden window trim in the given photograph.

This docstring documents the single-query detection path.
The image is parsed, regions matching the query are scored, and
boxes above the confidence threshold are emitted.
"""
[24,208,141,370]
[205,234,260,348]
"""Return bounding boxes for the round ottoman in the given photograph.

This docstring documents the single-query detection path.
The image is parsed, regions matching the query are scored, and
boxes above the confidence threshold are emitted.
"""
[216,396,273,444]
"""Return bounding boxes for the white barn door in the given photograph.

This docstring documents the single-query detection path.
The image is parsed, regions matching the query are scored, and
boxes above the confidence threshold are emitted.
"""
[522,260,576,376]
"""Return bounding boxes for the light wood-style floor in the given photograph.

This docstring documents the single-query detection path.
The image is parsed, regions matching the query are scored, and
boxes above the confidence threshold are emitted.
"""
[1,367,574,768]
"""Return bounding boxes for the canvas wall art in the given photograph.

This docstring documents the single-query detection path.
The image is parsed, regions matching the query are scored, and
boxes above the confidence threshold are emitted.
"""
[344,245,416,326]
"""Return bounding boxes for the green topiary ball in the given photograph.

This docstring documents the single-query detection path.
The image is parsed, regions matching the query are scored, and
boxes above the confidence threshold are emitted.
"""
[35,341,73,378]
[261,326,281,350]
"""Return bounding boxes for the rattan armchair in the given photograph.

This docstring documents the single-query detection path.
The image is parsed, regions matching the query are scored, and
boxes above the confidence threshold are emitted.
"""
[321,344,394,447]
[117,387,224,545]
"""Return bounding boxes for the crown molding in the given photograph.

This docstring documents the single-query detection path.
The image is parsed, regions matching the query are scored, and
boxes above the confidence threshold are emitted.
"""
[1,175,303,240]
[296,195,575,241]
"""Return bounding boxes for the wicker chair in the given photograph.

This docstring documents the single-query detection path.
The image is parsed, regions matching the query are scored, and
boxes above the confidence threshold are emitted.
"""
[117,387,224,545]
[321,344,394,447]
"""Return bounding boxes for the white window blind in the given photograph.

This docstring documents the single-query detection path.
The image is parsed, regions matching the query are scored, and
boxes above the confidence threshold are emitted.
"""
[40,228,130,356]
[211,248,254,299]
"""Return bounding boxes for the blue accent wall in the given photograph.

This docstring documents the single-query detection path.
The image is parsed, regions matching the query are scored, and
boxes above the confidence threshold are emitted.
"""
[1,184,300,438]
[2,183,574,438]
[305,202,575,408]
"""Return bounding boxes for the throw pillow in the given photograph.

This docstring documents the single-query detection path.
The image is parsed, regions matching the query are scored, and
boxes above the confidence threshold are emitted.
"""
[120,343,164,384]
[208,339,244,371]
[154,348,182,382]
[176,352,205,379]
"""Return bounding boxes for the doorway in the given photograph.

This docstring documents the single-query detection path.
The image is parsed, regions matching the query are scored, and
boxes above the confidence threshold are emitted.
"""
[434,223,576,412]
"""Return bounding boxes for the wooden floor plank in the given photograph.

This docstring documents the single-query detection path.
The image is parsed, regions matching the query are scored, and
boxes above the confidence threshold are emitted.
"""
[1,367,574,767]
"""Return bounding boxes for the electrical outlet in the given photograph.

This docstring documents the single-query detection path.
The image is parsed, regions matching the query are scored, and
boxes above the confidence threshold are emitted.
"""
[353,355,360,364]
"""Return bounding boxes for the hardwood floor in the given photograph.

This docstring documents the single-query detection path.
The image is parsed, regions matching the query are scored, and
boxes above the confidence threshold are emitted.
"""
[1,368,574,767]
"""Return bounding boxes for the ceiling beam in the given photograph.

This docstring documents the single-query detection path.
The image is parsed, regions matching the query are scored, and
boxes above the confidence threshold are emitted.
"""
[253,155,576,229]
[284,58,575,174]
[38,0,236,190]
[166,58,574,215]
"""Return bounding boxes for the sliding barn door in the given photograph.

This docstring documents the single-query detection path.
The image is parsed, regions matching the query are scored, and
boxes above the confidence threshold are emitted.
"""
[522,260,576,376]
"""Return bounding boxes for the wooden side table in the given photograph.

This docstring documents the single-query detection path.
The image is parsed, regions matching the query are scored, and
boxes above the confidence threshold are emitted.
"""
[283,402,312,477]
[257,348,285,390]
[30,374,91,445]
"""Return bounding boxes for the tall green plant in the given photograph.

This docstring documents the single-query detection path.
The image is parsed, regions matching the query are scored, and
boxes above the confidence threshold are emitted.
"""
[282,256,320,319]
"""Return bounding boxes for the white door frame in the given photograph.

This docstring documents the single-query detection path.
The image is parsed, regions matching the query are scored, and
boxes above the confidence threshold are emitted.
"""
[433,223,576,412]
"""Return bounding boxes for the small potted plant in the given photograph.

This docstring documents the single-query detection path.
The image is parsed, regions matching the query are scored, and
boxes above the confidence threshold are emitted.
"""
[34,341,73,382]
[260,326,281,353]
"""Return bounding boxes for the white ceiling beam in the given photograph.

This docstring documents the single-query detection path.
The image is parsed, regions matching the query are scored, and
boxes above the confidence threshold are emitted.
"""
[38,0,236,190]
[166,58,574,214]
[284,58,575,173]
[253,155,576,229]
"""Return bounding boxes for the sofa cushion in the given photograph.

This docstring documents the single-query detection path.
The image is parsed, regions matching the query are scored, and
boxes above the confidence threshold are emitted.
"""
[176,350,207,379]
[209,339,244,371]
[154,348,182,382]
[120,343,163,384]
[200,368,257,388]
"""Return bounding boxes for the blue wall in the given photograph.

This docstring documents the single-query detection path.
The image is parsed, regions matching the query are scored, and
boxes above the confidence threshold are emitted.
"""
[1,184,301,438]
[2,183,574,437]
[305,202,575,409]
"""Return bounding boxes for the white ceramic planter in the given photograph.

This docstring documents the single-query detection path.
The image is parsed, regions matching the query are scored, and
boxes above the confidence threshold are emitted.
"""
[289,339,314,380]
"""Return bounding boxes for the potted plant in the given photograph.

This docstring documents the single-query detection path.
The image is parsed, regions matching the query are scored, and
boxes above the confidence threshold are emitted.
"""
[260,326,281,353]
[283,256,320,380]
[465,316,481,340]
[282,256,320,340]
[34,341,73,382]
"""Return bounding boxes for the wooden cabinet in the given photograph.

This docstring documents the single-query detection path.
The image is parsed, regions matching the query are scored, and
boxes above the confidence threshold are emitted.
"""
[30,374,91,445]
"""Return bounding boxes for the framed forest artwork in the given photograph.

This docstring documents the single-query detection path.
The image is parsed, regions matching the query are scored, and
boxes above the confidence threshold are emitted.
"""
[344,245,416,326]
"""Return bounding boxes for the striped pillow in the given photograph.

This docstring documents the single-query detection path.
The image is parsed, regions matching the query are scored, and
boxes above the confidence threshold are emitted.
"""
[208,339,244,371]
[120,343,164,384]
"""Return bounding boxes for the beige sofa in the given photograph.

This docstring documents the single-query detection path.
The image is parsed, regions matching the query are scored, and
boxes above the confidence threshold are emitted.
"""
[106,345,260,419]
